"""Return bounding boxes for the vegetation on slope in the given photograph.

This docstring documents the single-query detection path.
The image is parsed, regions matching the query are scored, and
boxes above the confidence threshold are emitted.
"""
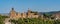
[0,15,8,24]
[10,18,60,24]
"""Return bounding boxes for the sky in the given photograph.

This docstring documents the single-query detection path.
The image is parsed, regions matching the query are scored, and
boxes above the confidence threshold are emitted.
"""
[0,0,60,13]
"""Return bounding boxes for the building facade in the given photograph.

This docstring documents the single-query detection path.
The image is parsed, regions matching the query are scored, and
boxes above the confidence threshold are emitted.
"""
[10,8,39,19]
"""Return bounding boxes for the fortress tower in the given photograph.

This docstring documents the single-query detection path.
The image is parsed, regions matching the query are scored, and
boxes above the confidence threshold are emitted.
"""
[10,8,21,19]
[27,8,31,18]
[10,8,16,19]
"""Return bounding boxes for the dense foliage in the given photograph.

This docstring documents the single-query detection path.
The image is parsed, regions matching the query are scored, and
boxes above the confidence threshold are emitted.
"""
[0,15,8,24]
[0,15,60,24]
[10,18,60,24]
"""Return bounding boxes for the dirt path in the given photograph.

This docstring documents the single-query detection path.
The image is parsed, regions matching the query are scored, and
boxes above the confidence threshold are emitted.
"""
[4,18,12,24]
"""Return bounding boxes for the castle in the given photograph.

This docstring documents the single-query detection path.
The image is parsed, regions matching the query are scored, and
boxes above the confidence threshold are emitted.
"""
[10,8,40,19]
[1,8,60,20]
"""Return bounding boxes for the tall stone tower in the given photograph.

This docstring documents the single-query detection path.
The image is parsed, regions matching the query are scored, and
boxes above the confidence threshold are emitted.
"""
[10,8,16,19]
[27,8,31,18]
